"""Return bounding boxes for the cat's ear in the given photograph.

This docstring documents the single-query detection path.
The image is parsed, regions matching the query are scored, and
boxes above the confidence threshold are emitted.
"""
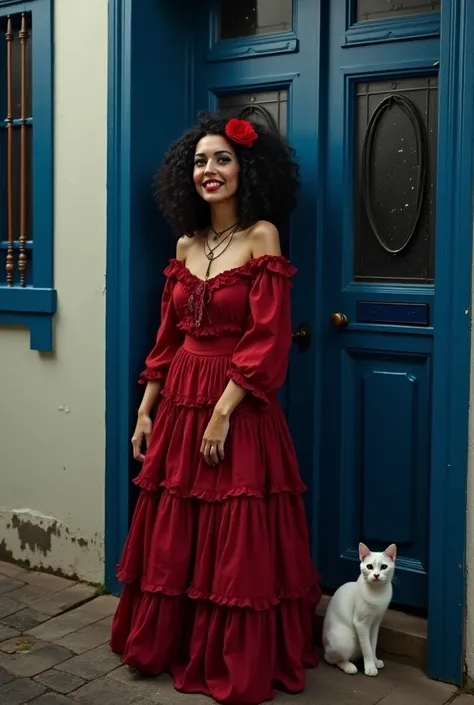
[384,544,397,562]
[359,542,371,561]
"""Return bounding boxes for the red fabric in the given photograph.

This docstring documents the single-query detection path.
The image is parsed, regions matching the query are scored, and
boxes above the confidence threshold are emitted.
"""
[111,255,321,705]
[139,274,184,384]
[227,258,295,403]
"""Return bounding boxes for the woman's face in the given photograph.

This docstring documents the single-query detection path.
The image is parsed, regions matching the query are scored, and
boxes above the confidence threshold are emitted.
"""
[193,134,240,205]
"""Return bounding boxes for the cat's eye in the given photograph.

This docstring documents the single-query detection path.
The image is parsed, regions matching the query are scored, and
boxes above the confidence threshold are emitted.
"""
[366,564,373,570]
[381,564,388,570]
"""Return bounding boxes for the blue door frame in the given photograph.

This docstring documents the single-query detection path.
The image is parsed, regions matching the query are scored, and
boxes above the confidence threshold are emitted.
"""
[105,0,474,686]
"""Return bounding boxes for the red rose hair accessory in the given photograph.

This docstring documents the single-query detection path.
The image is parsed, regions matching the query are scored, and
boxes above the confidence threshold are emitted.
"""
[225,118,258,148]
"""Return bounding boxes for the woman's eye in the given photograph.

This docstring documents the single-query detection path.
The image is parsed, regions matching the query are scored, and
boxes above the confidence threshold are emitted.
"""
[218,157,231,164]
[366,564,373,570]
[194,161,205,167]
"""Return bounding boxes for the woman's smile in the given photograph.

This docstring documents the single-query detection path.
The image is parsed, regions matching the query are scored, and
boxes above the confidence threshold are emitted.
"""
[202,179,224,192]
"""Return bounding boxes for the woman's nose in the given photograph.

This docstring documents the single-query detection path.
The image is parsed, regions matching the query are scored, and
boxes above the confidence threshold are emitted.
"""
[204,160,216,175]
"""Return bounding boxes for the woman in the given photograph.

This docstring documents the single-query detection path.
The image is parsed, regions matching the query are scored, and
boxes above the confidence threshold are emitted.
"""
[110,112,321,705]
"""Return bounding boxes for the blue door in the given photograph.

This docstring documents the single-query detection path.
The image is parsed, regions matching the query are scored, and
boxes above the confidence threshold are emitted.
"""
[319,1,440,610]
[191,1,322,528]
[192,1,440,611]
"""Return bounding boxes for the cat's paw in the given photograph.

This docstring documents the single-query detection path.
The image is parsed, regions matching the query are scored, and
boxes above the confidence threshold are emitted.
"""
[375,659,384,669]
[364,664,379,677]
[340,662,358,675]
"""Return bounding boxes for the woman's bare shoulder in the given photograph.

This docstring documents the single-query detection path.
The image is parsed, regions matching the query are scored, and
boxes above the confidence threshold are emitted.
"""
[176,234,194,262]
[247,220,281,257]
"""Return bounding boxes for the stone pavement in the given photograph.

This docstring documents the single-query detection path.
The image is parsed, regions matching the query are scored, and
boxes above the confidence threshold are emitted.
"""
[0,560,472,705]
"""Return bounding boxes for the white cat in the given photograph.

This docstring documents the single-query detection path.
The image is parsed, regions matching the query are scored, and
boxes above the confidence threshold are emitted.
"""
[322,542,397,677]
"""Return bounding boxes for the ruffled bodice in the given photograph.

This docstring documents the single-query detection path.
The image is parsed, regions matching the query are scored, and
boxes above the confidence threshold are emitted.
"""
[167,255,296,337]
[139,255,296,405]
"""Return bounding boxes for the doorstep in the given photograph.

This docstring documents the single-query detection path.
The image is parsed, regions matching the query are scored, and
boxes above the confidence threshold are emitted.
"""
[315,594,427,670]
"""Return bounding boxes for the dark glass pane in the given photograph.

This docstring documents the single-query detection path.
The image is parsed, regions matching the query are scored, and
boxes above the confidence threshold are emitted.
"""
[354,77,438,284]
[219,90,288,136]
[357,0,440,23]
[219,0,292,40]
[0,13,33,120]
[0,125,33,243]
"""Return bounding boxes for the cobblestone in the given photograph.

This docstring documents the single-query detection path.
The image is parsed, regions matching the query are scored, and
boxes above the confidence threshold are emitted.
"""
[0,561,469,705]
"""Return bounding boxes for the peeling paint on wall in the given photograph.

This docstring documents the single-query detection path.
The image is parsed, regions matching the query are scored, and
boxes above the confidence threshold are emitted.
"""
[0,539,14,563]
[10,514,60,556]
[0,510,104,583]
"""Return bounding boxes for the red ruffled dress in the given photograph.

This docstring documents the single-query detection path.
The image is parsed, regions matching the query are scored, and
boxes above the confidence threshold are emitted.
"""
[110,254,321,705]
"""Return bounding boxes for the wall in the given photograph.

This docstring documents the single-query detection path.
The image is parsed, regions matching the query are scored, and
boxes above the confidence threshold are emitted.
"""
[0,0,108,583]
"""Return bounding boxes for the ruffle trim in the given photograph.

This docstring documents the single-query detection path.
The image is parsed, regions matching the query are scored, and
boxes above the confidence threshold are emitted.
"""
[160,387,218,408]
[187,586,279,610]
[177,318,243,338]
[164,255,297,292]
[132,478,308,500]
[227,367,269,404]
[114,575,320,611]
[138,368,166,386]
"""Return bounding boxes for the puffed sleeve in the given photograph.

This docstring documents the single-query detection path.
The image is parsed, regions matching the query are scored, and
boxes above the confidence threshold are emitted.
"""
[227,256,296,403]
[139,265,184,385]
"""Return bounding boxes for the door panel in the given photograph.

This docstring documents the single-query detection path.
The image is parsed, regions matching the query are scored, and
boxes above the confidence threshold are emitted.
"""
[337,338,431,608]
[320,2,440,609]
[191,2,322,525]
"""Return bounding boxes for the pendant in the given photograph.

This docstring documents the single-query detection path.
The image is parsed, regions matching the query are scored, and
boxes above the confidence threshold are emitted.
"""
[205,259,212,279]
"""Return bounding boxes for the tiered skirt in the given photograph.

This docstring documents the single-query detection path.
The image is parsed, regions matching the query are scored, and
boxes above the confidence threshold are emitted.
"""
[111,335,321,705]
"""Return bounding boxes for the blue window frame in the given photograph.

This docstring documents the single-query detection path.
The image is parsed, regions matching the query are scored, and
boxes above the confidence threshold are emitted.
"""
[343,0,440,46]
[0,0,54,352]
[207,0,298,62]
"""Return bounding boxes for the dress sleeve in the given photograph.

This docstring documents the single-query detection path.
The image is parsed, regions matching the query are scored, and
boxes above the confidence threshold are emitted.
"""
[227,257,296,403]
[139,267,183,385]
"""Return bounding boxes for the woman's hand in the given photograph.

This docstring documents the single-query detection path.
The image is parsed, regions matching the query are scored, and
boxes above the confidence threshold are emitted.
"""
[131,412,153,462]
[201,409,230,467]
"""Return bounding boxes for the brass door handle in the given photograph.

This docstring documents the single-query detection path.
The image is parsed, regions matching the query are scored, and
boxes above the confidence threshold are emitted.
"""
[331,313,349,328]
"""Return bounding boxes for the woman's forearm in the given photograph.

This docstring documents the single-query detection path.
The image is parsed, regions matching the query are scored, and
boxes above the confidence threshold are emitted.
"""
[214,379,247,418]
[138,380,162,416]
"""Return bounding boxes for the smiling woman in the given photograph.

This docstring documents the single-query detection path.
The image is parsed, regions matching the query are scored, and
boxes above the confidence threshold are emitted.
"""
[155,110,299,233]
[110,111,321,705]
[193,136,241,200]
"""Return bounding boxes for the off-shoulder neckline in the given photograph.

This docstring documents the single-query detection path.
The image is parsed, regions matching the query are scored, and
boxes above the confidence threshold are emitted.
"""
[166,254,295,285]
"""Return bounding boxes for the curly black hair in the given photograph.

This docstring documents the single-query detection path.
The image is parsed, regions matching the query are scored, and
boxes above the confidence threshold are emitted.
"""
[154,111,299,235]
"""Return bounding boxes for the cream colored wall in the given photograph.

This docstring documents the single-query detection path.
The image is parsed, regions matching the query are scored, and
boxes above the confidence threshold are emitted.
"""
[0,0,108,583]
